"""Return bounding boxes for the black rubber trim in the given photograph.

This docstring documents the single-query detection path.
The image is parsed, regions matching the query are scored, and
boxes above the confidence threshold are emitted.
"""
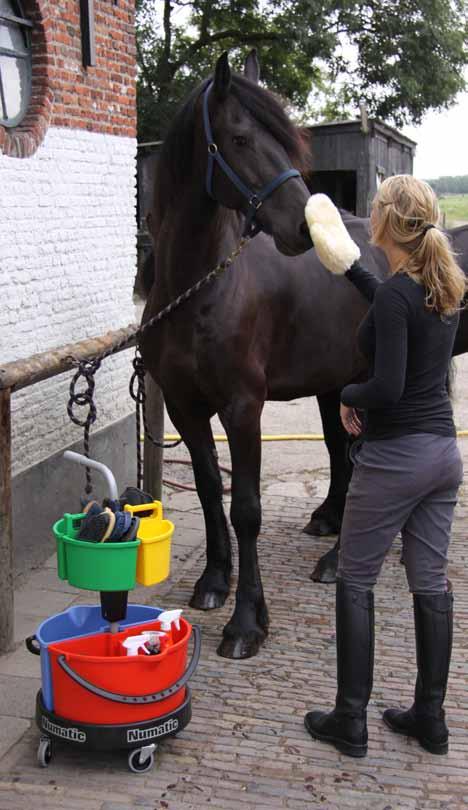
[35,688,192,751]
[26,635,41,655]
[57,624,201,704]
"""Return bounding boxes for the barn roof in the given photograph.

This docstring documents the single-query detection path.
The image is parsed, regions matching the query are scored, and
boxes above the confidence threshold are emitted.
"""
[305,118,417,152]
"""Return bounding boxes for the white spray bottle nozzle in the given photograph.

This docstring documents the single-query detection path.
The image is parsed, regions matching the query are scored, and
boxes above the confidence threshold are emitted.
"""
[141,630,167,640]
[122,634,152,656]
[157,609,183,632]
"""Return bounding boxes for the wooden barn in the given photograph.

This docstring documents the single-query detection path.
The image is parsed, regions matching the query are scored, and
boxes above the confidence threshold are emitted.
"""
[304,118,416,216]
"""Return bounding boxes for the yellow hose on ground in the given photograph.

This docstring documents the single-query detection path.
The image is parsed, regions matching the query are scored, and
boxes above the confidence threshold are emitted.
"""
[164,433,323,441]
[163,431,468,442]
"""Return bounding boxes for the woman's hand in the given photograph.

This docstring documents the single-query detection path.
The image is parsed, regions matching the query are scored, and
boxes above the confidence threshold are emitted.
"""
[340,404,362,436]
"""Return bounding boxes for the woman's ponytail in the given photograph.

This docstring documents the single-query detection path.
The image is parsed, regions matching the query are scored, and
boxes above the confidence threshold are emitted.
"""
[408,224,466,316]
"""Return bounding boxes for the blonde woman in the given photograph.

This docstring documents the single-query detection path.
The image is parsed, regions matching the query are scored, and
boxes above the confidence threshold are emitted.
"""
[304,176,465,758]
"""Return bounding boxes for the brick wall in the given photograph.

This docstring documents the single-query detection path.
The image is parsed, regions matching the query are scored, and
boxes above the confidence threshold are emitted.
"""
[1,0,136,157]
[44,0,136,137]
[0,0,138,476]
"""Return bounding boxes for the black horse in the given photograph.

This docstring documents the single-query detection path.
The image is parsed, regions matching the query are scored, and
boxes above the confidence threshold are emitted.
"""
[140,50,468,658]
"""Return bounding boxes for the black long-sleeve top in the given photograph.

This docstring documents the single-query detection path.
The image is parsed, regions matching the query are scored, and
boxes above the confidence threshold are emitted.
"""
[341,262,458,440]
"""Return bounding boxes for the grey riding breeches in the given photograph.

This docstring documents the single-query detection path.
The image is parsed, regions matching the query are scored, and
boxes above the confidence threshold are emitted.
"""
[338,433,463,594]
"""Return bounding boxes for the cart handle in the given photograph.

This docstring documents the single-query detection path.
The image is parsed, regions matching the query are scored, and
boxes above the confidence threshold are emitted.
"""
[25,635,41,655]
[57,624,201,704]
[63,450,118,500]
[124,501,162,520]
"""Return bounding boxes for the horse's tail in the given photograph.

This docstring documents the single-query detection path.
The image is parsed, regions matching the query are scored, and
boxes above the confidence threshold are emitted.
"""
[134,248,155,302]
[134,209,158,302]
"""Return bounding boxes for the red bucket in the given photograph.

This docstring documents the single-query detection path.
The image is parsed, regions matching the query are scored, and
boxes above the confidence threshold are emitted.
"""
[48,618,198,725]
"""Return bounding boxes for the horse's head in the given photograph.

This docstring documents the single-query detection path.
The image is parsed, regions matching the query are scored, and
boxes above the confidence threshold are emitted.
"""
[200,52,312,256]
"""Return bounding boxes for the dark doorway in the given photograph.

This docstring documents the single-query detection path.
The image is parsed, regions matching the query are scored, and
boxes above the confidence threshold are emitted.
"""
[306,170,357,214]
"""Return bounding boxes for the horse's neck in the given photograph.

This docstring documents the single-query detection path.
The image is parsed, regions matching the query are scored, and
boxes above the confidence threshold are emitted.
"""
[157,192,241,299]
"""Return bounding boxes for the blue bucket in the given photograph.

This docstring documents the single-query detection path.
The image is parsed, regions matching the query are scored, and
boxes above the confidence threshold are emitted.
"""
[27,604,162,711]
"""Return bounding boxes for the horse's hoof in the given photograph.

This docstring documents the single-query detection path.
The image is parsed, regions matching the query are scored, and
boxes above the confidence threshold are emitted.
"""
[189,569,230,610]
[303,517,340,537]
[310,552,338,584]
[189,589,228,610]
[189,583,229,610]
[217,631,265,659]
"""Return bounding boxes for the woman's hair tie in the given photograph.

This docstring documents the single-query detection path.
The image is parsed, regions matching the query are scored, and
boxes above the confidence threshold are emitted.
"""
[422,223,436,235]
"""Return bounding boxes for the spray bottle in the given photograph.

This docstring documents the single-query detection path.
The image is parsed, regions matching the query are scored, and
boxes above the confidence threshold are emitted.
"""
[157,609,183,644]
[122,634,151,657]
[122,630,167,656]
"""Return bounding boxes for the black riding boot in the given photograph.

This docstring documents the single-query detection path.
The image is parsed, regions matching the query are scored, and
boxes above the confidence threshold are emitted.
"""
[383,591,453,755]
[304,579,374,757]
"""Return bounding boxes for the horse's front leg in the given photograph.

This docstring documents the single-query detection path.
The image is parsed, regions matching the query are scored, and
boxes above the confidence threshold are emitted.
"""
[165,400,232,609]
[217,397,268,659]
[303,389,352,536]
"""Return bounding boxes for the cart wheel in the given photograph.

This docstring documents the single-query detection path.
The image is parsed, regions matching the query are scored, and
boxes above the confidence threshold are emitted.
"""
[37,737,53,768]
[128,746,155,774]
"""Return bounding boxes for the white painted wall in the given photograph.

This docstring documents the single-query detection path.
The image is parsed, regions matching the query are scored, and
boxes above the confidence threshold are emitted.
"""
[0,127,138,475]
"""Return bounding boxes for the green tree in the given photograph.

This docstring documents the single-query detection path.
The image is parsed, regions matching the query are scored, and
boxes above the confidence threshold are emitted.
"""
[428,175,468,194]
[136,0,468,142]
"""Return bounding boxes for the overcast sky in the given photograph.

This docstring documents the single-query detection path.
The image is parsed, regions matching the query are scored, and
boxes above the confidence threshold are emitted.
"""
[403,91,468,181]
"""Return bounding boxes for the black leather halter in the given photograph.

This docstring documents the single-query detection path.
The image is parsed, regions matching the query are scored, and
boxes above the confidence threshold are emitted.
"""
[202,81,301,238]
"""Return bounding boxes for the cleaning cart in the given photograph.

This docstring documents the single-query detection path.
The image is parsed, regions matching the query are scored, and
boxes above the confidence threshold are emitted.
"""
[26,453,201,774]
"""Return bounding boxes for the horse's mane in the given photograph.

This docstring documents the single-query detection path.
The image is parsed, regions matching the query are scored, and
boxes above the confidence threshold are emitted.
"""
[229,76,310,173]
[152,75,310,237]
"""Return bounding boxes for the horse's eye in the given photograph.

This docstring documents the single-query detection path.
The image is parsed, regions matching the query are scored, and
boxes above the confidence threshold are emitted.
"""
[232,135,247,147]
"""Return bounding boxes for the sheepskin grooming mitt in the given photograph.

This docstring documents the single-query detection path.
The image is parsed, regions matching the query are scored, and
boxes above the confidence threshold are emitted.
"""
[305,194,361,274]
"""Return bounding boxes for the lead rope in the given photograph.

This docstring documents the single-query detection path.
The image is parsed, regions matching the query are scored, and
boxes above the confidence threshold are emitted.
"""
[67,358,101,495]
[67,236,250,493]
[129,349,182,489]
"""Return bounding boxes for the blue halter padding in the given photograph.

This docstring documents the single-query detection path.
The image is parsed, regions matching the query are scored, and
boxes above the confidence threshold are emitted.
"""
[203,82,301,237]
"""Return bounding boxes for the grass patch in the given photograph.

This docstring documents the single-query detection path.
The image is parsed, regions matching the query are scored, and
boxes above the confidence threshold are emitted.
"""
[439,195,468,228]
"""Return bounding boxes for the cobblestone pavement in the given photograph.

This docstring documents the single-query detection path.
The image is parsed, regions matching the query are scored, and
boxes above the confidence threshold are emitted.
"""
[1,361,468,809]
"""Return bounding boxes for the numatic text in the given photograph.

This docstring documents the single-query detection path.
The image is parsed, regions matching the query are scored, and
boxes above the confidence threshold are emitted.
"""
[127,718,178,742]
[42,716,86,742]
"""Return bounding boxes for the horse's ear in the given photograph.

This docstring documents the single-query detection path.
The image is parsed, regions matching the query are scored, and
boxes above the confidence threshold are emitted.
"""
[213,51,232,100]
[244,49,260,84]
